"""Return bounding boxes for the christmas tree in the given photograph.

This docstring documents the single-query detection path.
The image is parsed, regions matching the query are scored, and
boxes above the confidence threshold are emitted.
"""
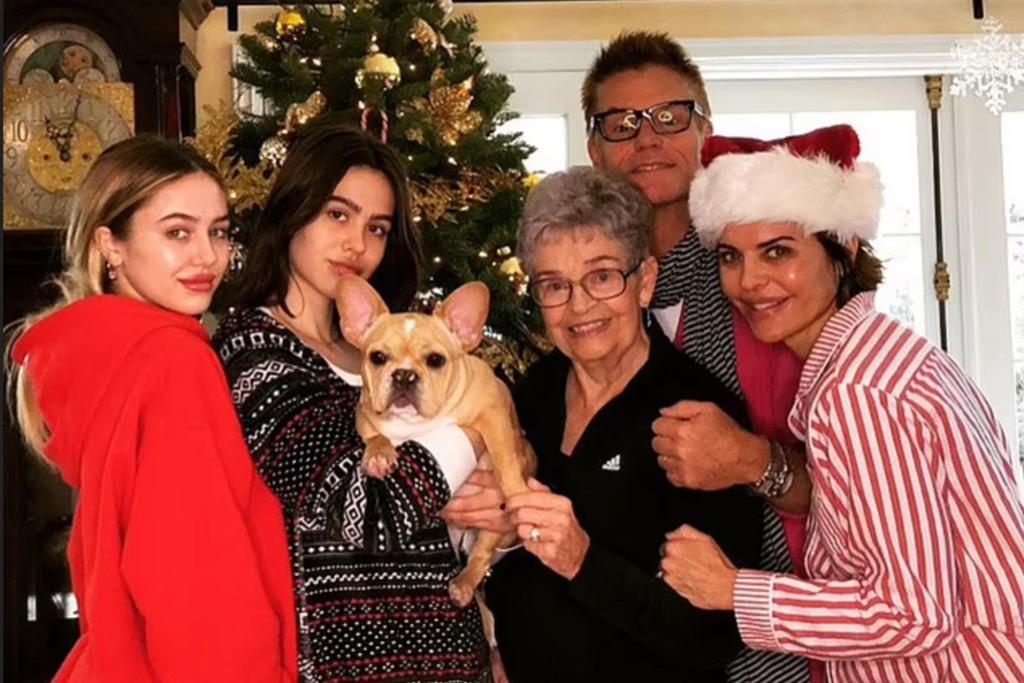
[193,1,543,378]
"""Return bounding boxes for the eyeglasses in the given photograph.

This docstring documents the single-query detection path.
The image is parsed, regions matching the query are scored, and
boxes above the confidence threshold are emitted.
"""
[588,100,705,142]
[529,262,642,308]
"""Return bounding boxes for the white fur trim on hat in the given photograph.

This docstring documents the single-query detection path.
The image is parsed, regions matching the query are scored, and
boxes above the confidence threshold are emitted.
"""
[689,147,883,247]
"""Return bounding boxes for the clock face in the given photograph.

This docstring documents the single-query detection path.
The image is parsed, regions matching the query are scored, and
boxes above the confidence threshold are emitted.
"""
[3,23,120,85]
[4,83,133,228]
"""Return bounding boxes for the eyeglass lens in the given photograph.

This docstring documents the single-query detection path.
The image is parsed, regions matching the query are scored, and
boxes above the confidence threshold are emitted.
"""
[599,101,695,141]
[531,268,628,307]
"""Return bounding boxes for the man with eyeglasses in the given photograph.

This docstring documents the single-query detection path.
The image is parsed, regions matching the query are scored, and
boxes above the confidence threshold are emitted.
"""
[583,31,814,683]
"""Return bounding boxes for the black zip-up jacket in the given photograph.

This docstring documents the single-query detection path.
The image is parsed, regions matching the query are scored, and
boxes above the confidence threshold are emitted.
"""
[486,325,764,683]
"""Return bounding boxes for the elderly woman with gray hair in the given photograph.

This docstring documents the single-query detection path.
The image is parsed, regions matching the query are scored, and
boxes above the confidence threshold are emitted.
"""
[479,167,764,683]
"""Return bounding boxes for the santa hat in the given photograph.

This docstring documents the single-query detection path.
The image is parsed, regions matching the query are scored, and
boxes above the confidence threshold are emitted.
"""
[689,124,883,247]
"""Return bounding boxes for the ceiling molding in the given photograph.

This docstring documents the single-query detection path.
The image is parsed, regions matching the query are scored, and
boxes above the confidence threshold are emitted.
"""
[457,1,1024,42]
[482,36,963,79]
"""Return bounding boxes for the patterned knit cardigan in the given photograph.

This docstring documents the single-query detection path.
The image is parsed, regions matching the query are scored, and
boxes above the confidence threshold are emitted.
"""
[214,309,488,683]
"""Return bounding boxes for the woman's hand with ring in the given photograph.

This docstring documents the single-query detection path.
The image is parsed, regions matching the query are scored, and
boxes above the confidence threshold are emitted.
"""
[506,478,590,580]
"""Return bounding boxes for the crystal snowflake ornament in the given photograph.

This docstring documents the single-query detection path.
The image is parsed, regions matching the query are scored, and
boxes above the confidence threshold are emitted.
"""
[951,17,1024,115]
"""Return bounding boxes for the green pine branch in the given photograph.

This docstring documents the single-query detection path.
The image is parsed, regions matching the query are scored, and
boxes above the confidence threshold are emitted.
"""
[228,1,544,367]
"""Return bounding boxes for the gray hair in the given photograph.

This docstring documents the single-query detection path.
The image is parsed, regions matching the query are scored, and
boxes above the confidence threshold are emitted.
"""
[517,166,652,274]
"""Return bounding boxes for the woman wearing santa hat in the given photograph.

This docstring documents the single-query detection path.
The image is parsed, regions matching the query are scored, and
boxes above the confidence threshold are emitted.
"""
[659,124,1024,682]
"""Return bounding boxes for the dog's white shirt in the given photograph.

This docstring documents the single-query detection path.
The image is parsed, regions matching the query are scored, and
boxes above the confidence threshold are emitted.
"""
[377,413,458,446]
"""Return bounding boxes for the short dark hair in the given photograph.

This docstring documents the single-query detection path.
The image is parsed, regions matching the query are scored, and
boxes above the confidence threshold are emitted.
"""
[231,121,422,313]
[816,234,884,307]
[581,31,711,122]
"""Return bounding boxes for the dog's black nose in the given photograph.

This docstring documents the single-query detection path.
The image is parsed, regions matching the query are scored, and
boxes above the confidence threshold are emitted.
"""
[391,368,419,389]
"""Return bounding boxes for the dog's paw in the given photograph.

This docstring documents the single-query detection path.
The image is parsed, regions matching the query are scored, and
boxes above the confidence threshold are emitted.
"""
[448,577,476,608]
[362,440,399,478]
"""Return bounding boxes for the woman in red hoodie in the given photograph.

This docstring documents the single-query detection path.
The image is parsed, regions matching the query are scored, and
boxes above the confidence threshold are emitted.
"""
[7,136,298,682]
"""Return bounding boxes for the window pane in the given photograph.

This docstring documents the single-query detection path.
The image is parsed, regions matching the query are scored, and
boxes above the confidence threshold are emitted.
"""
[1015,362,1024,466]
[707,106,931,342]
[1009,237,1024,361]
[874,235,925,334]
[794,111,921,237]
[711,113,791,139]
[498,115,567,176]
[1004,112,1024,468]
[232,44,268,117]
[1004,112,1024,237]
[794,111,927,339]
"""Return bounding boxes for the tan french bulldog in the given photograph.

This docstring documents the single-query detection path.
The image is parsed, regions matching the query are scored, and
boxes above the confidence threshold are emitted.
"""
[336,275,536,607]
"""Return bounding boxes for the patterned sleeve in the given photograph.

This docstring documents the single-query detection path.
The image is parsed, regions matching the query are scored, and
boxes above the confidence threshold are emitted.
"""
[216,321,453,552]
[733,384,958,659]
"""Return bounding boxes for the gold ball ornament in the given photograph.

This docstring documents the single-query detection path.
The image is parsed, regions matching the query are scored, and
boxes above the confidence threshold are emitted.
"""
[275,9,307,40]
[355,39,401,92]
[499,256,524,277]
[260,136,289,167]
[524,173,542,189]
[500,257,529,297]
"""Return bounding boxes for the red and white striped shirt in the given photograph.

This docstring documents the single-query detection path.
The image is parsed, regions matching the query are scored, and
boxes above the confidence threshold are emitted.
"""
[732,292,1024,682]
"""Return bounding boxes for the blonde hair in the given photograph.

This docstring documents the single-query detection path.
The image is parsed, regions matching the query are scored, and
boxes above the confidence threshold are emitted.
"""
[5,135,225,459]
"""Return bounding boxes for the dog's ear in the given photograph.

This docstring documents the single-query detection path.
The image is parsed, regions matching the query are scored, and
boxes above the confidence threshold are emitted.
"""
[336,275,390,349]
[436,281,490,351]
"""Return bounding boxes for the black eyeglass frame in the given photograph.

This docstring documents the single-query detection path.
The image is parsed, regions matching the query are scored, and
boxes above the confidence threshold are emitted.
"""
[587,99,706,142]
[528,261,644,309]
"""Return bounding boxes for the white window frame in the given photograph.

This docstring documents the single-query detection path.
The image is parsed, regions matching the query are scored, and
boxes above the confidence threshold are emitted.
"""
[707,77,946,347]
[484,36,1022,485]
[231,43,269,117]
[952,89,1024,482]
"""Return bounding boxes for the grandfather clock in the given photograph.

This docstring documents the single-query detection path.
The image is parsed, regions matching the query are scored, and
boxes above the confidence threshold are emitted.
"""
[2,1,212,679]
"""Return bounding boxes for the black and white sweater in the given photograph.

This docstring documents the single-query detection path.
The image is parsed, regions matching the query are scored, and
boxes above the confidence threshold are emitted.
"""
[214,308,488,683]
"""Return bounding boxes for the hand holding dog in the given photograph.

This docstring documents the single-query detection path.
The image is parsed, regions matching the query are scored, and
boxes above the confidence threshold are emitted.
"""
[652,400,767,490]
[505,478,589,580]
[659,524,738,611]
[441,469,515,535]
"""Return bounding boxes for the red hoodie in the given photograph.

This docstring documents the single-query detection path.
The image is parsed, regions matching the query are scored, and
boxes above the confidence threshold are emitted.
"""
[12,295,298,682]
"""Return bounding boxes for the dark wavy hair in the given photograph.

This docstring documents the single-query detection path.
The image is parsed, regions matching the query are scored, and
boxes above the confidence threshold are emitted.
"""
[231,120,422,313]
[816,234,884,307]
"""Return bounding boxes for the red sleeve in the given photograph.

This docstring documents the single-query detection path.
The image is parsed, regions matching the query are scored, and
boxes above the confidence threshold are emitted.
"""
[120,330,297,683]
